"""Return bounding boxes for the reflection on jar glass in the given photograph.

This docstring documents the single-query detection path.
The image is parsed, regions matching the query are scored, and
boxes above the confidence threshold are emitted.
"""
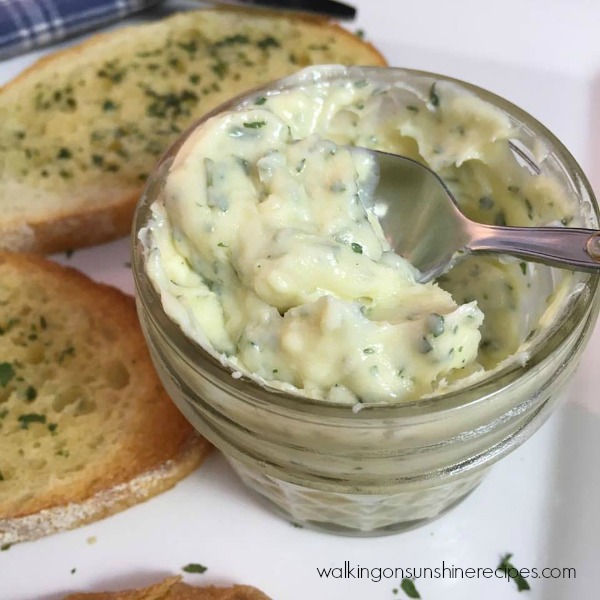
[133,66,600,535]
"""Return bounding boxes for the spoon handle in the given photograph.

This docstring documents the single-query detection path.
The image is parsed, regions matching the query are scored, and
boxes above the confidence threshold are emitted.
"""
[468,225,600,272]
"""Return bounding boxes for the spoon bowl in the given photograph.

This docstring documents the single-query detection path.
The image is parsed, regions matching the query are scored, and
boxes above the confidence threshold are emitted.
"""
[368,150,600,282]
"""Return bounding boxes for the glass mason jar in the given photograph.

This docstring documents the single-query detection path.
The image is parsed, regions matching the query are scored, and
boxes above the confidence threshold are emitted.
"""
[132,66,600,536]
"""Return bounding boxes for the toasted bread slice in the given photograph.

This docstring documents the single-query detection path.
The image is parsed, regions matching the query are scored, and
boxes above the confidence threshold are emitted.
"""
[0,8,386,254]
[64,576,271,600]
[0,253,210,545]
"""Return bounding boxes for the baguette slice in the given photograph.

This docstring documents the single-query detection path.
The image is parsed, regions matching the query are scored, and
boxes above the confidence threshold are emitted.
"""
[0,252,210,545]
[64,576,271,600]
[0,8,387,254]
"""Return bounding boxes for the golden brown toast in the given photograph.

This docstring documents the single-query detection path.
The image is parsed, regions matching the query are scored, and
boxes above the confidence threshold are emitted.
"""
[0,8,386,254]
[0,252,211,545]
[63,576,271,600]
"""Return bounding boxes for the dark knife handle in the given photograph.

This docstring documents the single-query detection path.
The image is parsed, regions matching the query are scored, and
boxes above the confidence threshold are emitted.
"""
[232,0,356,20]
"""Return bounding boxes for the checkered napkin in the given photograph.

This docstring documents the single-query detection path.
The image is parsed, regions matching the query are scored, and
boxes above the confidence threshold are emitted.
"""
[0,0,162,59]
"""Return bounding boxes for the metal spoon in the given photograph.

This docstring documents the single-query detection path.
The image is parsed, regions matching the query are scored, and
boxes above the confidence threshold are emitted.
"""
[367,150,600,283]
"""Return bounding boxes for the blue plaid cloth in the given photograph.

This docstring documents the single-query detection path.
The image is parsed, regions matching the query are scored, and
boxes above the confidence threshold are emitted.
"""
[0,0,162,59]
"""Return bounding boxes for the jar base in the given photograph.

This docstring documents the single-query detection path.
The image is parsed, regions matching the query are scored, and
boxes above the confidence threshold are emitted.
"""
[228,457,488,537]
[253,484,483,537]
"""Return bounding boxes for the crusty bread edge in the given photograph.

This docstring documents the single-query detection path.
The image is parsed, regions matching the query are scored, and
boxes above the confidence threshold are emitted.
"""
[0,187,140,254]
[63,576,272,600]
[0,434,211,546]
[63,576,183,600]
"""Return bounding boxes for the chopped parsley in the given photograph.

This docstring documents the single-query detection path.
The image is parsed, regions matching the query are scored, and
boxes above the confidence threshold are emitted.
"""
[211,61,228,79]
[418,336,433,354]
[58,345,76,363]
[254,96,267,105]
[243,121,266,129]
[257,36,280,50]
[330,181,347,193]
[1,544,11,551]
[494,210,507,226]
[178,40,198,55]
[400,577,421,598]
[18,413,46,429]
[25,385,37,401]
[143,87,199,119]
[479,195,494,210]
[0,318,19,335]
[0,362,15,387]
[561,215,573,226]
[429,82,440,108]
[182,563,208,574]
[497,553,530,592]
[213,33,250,48]
[102,99,117,112]
[351,242,363,254]
[0,470,4,481]
[57,147,72,159]
[96,60,126,83]
[427,313,445,337]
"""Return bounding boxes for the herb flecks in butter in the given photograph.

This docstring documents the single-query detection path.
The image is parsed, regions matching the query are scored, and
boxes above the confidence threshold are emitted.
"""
[145,73,576,405]
[243,121,266,129]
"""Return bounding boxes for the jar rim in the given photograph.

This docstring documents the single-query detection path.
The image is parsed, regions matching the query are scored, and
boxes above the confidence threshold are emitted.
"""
[132,65,600,418]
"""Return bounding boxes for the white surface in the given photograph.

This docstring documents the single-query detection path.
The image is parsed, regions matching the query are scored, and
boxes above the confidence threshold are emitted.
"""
[1,1,600,598]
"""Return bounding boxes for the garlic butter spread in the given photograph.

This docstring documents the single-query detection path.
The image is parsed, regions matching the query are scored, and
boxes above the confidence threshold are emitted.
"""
[144,69,575,404]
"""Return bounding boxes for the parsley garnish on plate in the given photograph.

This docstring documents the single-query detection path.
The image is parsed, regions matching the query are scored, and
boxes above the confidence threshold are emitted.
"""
[182,563,208,574]
[400,577,421,598]
[497,553,531,592]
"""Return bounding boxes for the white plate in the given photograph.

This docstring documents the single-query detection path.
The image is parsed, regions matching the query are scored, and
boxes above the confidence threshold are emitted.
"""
[1,1,599,598]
